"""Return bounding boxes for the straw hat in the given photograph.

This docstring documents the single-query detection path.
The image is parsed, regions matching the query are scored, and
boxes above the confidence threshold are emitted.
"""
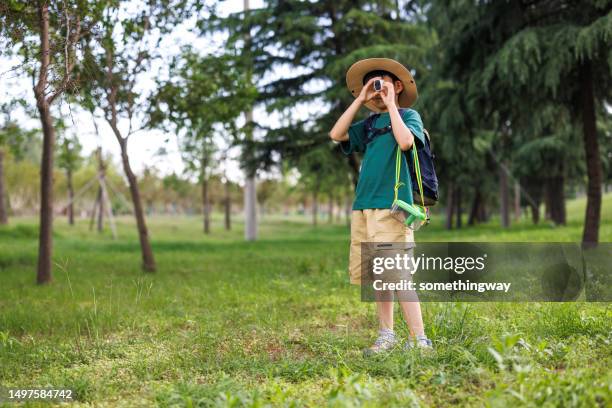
[346,58,418,113]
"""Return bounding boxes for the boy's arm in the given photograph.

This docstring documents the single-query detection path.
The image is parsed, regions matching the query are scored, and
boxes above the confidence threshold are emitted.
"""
[329,77,378,142]
[388,104,414,151]
[381,82,424,151]
[328,98,362,142]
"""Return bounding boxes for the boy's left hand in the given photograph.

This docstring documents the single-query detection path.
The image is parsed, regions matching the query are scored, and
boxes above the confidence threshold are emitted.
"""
[381,82,396,108]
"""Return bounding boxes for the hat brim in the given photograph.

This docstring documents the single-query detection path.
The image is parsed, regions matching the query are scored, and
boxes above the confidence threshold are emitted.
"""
[346,58,418,113]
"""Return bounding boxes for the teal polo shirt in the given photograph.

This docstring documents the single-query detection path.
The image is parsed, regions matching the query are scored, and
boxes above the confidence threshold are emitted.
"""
[341,108,426,210]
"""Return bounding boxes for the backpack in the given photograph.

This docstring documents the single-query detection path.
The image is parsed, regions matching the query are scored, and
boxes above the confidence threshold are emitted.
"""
[363,109,439,206]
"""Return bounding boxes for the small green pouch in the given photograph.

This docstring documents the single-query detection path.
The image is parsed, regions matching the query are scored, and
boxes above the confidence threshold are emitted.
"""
[390,145,429,230]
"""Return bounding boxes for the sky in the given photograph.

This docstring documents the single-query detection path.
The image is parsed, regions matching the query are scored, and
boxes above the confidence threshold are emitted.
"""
[0,0,324,186]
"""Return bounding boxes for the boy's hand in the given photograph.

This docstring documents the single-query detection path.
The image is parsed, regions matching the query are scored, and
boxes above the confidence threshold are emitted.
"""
[381,82,396,108]
[357,77,379,105]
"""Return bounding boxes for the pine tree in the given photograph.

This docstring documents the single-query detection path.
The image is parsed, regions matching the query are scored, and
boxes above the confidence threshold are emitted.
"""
[428,0,611,245]
[199,0,434,183]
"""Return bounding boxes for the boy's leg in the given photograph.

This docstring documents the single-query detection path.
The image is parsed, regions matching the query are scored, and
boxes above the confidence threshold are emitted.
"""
[365,292,397,355]
[401,298,432,348]
[363,210,394,330]
[398,300,425,337]
[396,250,431,348]
[375,292,394,330]
[348,210,366,285]
[362,210,399,354]
[369,209,431,348]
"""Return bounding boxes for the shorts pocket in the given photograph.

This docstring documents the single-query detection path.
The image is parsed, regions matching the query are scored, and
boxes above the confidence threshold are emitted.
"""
[372,210,410,242]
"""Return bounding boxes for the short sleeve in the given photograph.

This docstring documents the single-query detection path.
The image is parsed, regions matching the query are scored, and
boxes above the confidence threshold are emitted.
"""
[340,119,367,154]
[401,109,425,148]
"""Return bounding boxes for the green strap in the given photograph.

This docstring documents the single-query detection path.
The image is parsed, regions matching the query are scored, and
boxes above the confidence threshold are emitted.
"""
[412,143,426,208]
[394,142,426,208]
[393,146,404,202]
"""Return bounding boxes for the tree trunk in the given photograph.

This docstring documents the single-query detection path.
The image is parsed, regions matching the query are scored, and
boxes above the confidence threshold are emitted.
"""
[547,176,566,225]
[200,148,210,234]
[474,189,489,223]
[224,180,231,230]
[0,148,7,225]
[328,194,333,224]
[33,2,55,284]
[35,101,55,284]
[499,161,510,228]
[525,177,542,225]
[514,181,521,221]
[96,148,105,231]
[243,1,258,241]
[89,188,100,230]
[543,180,555,221]
[530,201,540,224]
[580,61,602,248]
[202,177,210,234]
[244,177,257,240]
[455,186,462,229]
[445,182,454,230]
[103,37,156,271]
[116,135,156,272]
[467,188,481,226]
[312,188,318,227]
[67,168,74,225]
[97,185,104,232]
[478,196,488,223]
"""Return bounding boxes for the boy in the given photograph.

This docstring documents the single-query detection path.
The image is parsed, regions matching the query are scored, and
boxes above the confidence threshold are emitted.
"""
[328,58,432,354]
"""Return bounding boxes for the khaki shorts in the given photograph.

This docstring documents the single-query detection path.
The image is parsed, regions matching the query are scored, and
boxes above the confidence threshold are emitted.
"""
[349,209,415,285]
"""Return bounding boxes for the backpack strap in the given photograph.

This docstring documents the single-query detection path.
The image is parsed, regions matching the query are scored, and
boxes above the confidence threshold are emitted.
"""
[363,113,378,144]
[365,109,409,144]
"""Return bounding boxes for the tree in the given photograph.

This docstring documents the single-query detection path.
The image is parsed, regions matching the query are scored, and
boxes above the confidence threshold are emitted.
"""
[56,127,83,225]
[242,0,257,242]
[296,146,344,227]
[151,48,256,234]
[79,0,195,270]
[256,179,278,218]
[1,1,102,283]
[429,0,611,246]
[200,0,434,202]
[0,102,35,225]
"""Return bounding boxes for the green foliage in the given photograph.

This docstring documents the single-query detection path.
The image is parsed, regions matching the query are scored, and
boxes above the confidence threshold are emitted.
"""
[421,0,611,223]
[150,46,257,180]
[78,0,200,135]
[0,101,39,160]
[200,0,434,175]
[0,1,107,103]
[56,129,84,173]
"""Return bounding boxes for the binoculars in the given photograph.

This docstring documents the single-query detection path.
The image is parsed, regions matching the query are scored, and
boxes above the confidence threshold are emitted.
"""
[373,79,384,91]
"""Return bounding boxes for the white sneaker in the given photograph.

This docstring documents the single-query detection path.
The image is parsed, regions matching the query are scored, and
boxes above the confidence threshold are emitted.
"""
[404,335,433,350]
[363,329,398,356]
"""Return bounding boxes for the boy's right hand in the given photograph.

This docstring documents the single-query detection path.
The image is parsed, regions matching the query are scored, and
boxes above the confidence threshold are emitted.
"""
[329,77,379,142]
[357,77,380,105]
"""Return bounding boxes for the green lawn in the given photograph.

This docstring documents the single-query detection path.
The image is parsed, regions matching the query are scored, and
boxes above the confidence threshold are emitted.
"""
[0,194,611,407]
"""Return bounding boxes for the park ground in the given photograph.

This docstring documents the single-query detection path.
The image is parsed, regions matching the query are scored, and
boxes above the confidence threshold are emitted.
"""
[1,194,611,407]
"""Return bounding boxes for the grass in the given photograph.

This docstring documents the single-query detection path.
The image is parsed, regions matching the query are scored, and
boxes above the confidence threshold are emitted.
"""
[0,193,611,407]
